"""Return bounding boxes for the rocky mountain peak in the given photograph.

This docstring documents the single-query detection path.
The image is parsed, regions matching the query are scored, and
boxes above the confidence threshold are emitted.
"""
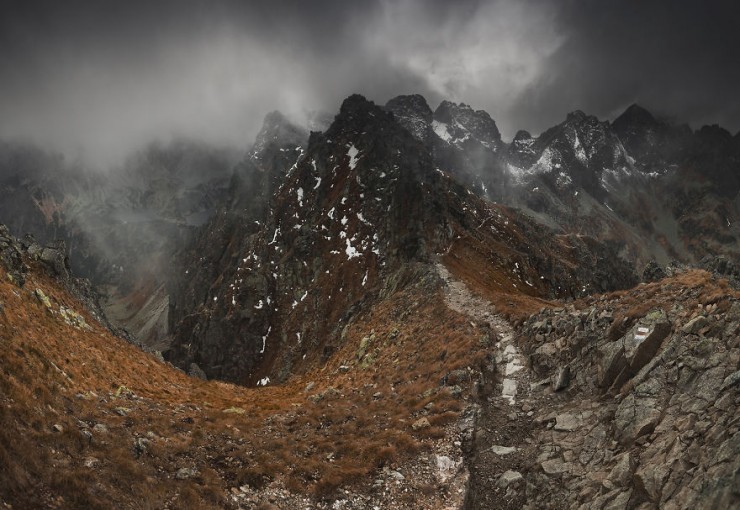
[612,103,659,131]
[384,94,434,145]
[696,123,734,145]
[433,100,502,149]
[247,110,307,163]
[507,130,538,168]
[565,109,588,123]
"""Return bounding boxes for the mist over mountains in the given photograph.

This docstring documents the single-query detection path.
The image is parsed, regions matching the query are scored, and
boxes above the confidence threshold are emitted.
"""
[1,0,738,167]
[1,2,739,509]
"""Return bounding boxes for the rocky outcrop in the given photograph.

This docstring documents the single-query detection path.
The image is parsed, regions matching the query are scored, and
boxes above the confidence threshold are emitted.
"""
[0,224,124,338]
[509,270,740,509]
[166,95,639,385]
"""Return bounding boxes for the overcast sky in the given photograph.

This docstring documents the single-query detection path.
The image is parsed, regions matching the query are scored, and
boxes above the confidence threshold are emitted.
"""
[1,0,738,166]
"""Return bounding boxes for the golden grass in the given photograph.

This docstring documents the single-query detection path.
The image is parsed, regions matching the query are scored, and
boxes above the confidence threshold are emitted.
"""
[0,258,487,507]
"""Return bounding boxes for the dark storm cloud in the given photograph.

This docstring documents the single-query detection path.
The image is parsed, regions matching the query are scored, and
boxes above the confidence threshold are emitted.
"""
[0,0,738,167]
[514,0,740,136]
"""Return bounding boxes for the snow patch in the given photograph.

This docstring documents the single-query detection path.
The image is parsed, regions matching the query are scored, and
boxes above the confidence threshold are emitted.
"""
[347,145,360,169]
[268,227,280,245]
[432,120,452,142]
[260,326,271,354]
[345,238,361,259]
[296,188,304,207]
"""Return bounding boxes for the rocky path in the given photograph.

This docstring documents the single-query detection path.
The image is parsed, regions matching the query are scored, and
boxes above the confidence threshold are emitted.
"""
[436,264,562,509]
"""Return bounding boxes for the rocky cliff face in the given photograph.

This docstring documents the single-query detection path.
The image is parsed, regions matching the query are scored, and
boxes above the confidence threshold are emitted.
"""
[165,95,639,385]
[384,96,740,268]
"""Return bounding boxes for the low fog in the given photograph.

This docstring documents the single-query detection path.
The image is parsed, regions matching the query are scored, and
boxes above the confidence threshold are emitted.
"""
[1,0,738,168]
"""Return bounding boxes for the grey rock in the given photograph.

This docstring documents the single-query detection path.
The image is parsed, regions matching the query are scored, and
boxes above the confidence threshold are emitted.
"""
[682,315,708,335]
[388,470,405,481]
[614,394,661,446]
[175,467,198,480]
[92,423,108,433]
[719,369,740,392]
[490,445,518,455]
[541,459,569,475]
[608,453,633,487]
[412,417,431,430]
[554,412,581,432]
[497,470,524,488]
[133,437,149,458]
[188,363,207,380]
[553,365,571,391]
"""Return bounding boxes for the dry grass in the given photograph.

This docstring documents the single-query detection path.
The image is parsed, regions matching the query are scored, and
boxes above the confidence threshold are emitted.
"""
[0,257,487,507]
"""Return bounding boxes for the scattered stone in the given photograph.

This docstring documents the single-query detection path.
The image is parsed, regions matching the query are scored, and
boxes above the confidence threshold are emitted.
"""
[52,423,63,433]
[92,423,108,433]
[642,261,665,282]
[553,413,581,432]
[682,315,708,335]
[175,467,198,480]
[435,455,458,483]
[133,437,149,458]
[388,470,404,481]
[489,445,517,455]
[412,417,431,431]
[188,363,207,380]
[553,366,571,391]
[541,459,568,475]
[34,288,53,310]
[497,470,523,489]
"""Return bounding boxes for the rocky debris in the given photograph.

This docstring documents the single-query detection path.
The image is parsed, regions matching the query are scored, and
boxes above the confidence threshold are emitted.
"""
[188,363,207,380]
[642,260,665,282]
[701,255,739,288]
[497,470,523,489]
[553,365,571,391]
[412,417,431,431]
[175,467,198,480]
[0,224,28,286]
[59,305,90,330]
[132,437,149,458]
[501,270,740,509]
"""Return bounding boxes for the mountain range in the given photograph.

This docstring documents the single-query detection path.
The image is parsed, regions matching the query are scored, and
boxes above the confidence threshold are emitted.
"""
[0,93,738,509]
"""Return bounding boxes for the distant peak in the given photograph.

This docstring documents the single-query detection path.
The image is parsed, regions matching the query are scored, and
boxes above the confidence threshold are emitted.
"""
[262,110,288,126]
[339,94,376,115]
[697,124,732,141]
[613,103,658,128]
[513,130,533,141]
[385,94,432,115]
[566,110,588,122]
[435,100,473,115]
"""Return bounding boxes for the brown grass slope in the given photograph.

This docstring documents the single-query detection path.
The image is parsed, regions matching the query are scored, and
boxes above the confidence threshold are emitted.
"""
[0,257,489,508]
